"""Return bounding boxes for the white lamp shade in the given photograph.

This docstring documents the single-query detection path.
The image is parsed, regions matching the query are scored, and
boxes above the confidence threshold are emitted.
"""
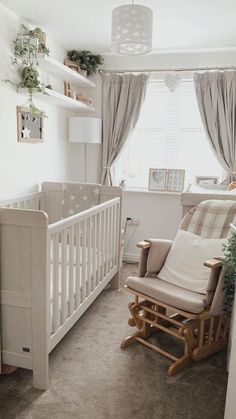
[69,117,102,143]
[111,4,153,55]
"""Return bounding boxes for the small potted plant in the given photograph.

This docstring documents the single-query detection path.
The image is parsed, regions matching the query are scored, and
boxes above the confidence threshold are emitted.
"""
[67,50,104,77]
[13,24,49,66]
[4,25,49,117]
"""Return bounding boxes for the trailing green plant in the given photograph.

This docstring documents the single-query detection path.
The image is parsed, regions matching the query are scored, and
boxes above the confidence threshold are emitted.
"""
[222,232,236,313]
[4,25,50,117]
[67,49,104,76]
[13,24,50,66]
[4,65,46,117]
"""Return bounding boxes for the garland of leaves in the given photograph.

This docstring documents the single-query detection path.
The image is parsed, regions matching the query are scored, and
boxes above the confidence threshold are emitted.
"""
[222,232,236,313]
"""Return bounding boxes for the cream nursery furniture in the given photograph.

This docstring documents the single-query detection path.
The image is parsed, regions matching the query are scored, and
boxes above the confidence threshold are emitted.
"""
[121,199,236,376]
[0,181,122,389]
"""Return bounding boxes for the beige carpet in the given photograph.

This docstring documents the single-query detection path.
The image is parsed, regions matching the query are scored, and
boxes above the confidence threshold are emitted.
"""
[0,264,227,419]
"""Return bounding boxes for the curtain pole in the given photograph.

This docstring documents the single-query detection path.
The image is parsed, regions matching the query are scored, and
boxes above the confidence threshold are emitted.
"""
[102,66,236,74]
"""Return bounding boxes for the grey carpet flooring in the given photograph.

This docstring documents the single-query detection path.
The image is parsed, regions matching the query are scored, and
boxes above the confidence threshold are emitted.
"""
[0,263,228,419]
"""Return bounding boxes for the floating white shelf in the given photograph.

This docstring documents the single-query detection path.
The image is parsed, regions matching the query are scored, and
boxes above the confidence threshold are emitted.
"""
[19,88,95,112]
[37,54,96,88]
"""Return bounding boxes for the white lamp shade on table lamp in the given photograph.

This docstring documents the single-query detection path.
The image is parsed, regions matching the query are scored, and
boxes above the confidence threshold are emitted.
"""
[69,117,102,144]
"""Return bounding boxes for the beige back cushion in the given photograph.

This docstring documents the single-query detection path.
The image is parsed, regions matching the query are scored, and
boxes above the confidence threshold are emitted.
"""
[180,199,236,238]
[158,229,225,294]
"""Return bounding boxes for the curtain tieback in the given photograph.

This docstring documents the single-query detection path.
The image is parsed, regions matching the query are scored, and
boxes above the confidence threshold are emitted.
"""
[103,166,111,169]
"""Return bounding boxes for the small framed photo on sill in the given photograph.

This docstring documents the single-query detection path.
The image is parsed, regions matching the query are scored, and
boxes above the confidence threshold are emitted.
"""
[149,168,167,191]
[195,176,219,185]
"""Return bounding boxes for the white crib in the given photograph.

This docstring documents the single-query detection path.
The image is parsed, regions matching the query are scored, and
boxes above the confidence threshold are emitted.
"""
[0,182,122,389]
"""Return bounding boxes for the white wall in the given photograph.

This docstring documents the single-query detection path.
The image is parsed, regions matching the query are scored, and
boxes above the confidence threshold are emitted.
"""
[0,4,73,197]
[122,190,182,260]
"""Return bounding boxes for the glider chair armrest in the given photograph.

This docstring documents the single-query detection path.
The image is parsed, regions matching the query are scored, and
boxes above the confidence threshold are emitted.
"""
[204,258,223,269]
[137,239,173,277]
[137,241,151,249]
[203,258,224,312]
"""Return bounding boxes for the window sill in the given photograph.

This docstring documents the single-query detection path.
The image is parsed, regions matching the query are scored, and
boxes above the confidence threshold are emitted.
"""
[123,188,182,196]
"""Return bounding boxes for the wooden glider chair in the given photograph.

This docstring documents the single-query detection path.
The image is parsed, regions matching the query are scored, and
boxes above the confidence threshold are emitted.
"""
[121,200,236,376]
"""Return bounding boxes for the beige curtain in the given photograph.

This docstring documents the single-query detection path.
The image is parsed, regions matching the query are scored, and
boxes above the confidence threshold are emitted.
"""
[194,71,236,181]
[100,72,149,185]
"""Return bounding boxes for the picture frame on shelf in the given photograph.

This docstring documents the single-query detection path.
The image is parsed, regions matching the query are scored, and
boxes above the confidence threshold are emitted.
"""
[149,168,167,191]
[17,106,44,143]
[167,169,185,192]
[195,176,219,185]
[64,59,80,73]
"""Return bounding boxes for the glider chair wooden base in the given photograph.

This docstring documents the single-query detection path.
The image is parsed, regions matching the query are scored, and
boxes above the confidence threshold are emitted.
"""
[121,286,229,376]
[121,234,230,376]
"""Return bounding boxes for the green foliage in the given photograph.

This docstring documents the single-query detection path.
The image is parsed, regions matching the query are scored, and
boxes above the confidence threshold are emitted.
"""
[13,24,50,65]
[4,24,49,118]
[4,65,46,117]
[222,232,236,313]
[67,50,104,76]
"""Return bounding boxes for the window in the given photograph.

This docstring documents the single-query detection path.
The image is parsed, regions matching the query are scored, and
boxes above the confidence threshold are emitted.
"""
[114,79,223,189]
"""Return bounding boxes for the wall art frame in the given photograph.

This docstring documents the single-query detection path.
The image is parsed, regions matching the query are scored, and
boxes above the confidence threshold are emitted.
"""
[17,106,44,143]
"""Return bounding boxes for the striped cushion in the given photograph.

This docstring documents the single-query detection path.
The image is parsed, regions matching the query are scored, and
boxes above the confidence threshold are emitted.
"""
[181,200,236,238]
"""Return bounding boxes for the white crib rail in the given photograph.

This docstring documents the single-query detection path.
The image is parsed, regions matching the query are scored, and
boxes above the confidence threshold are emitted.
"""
[0,192,44,210]
[48,197,120,351]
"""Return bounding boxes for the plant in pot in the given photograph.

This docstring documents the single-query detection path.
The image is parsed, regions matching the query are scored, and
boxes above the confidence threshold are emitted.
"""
[13,24,50,66]
[4,25,49,117]
[67,50,104,76]
[223,228,236,313]
[4,65,46,117]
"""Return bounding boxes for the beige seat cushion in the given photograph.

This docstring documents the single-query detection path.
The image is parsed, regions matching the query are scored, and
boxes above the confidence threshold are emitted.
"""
[126,276,207,314]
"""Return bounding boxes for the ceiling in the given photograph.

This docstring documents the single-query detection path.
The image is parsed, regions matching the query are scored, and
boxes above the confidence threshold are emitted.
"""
[1,0,236,53]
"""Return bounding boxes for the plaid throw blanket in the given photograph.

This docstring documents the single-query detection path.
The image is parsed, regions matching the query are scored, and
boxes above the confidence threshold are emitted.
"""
[181,200,236,238]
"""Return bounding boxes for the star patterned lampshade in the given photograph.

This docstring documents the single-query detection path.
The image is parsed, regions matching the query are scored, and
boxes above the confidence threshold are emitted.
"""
[111,2,153,55]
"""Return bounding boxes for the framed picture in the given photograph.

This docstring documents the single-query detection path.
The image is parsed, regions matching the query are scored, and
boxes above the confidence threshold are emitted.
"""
[167,169,185,192]
[17,107,44,143]
[195,176,219,185]
[149,168,167,191]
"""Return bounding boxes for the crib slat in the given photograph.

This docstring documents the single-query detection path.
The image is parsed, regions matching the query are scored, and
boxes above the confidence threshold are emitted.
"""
[92,214,97,290]
[109,205,113,269]
[81,219,87,301]
[100,210,105,282]
[104,208,108,276]
[97,211,101,285]
[61,229,68,324]
[75,222,81,308]
[112,204,117,267]
[87,217,92,296]
[68,225,74,316]
[115,203,120,266]
[110,205,113,269]
[107,207,111,273]
[52,233,60,333]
